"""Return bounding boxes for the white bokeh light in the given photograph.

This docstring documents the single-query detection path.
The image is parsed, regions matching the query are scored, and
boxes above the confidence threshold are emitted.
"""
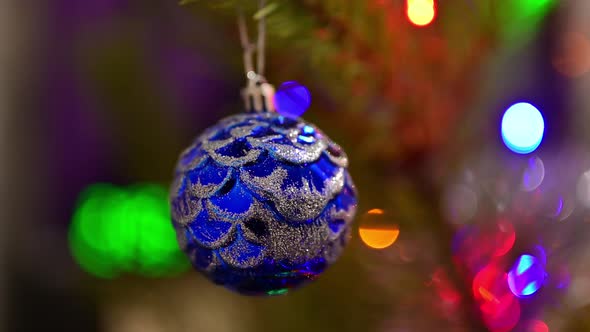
[501,102,545,154]
[521,156,545,192]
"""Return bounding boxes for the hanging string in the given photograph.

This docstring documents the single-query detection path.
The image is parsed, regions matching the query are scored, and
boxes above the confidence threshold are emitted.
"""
[237,1,267,81]
[256,0,266,77]
[237,8,255,79]
[237,2,274,113]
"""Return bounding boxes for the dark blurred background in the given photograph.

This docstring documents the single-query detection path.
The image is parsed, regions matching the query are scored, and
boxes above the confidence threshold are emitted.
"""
[3,0,590,331]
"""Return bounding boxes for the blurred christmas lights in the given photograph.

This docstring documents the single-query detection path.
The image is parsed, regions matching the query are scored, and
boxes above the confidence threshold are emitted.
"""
[442,184,478,225]
[527,320,549,332]
[453,221,515,275]
[498,0,556,42]
[566,276,590,308]
[576,170,590,208]
[359,209,400,249]
[406,0,436,27]
[552,31,590,78]
[482,297,520,332]
[534,245,547,266]
[508,254,546,297]
[473,264,521,332]
[445,143,590,331]
[553,195,576,221]
[493,221,516,257]
[501,102,544,154]
[522,157,545,192]
[69,183,189,278]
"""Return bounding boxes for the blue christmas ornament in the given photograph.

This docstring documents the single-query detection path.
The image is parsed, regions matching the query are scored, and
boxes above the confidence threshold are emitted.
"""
[170,82,357,295]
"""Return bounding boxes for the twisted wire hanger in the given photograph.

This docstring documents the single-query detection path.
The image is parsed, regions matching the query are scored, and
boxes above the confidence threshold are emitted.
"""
[237,0,267,83]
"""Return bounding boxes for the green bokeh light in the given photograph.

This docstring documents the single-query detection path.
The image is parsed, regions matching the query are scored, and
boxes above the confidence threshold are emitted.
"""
[69,183,189,278]
[498,0,556,43]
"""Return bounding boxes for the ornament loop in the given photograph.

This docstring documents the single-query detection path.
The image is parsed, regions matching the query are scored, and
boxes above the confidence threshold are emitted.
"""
[237,0,273,113]
[241,79,275,113]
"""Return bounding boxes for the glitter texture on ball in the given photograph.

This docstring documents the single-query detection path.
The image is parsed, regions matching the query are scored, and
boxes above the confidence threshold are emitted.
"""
[170,111,357,295]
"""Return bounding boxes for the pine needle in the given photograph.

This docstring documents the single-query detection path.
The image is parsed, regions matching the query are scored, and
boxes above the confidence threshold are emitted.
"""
[253,2,279,20]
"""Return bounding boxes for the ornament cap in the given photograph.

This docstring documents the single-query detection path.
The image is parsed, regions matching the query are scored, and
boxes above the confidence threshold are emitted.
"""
[241,76,275,113]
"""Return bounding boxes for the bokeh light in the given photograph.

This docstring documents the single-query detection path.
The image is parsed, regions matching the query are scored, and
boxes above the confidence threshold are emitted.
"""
[566,276,590,308]
[493,221,516,257]
[406,0,436,27]
[473,264,521,332]
[274,81,312,118]
[452,221,515,274]
[522,156,545,191]
[498,0,555,42]
[576,170,590,208]
[359,209,400,249]
[501,102,545,154]
[473,264,511,307]
[552,194,576,221]
[442,184,478,225]
[534,245,547,266]
[508,254,546,297]
[527,320,549,332]
[553,265,571,290]
[69,183,189,278]
[552,31,590,78]
[430,268,462,306]
[482,298,520,332]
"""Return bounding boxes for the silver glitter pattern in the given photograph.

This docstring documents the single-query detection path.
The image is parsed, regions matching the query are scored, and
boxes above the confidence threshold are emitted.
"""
[171,111,358,270]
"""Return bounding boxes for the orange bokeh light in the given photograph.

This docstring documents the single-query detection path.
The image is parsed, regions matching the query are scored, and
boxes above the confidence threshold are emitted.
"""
[359,228,400,249]
[359,208,400,249]
[407,0,436,27]
[367,208,384,215]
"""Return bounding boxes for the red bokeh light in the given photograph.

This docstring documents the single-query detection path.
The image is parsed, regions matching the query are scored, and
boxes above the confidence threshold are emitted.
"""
[453,220,516,274]
[473,264,521,332]
[527,320,549,332]
[493,220,516,257]
[482,297,521,332]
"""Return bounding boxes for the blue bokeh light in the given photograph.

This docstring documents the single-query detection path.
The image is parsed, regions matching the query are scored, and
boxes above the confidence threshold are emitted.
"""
[508,254,546,297]
[501,102,545,154]
[274,81,312,118]
[516,254,534,275]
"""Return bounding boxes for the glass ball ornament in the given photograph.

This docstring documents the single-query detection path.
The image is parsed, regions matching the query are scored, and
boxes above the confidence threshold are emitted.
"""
[274,81,312,118]
[170,83,357,295]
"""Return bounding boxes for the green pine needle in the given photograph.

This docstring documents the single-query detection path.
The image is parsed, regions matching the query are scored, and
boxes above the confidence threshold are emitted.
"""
[253,3,279,20]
